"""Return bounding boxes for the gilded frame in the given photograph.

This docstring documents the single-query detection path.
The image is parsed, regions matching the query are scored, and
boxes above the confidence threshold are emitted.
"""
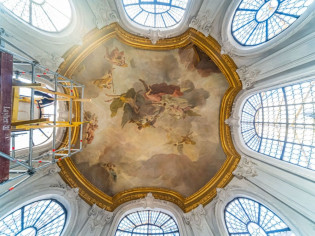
[57,23,241,212]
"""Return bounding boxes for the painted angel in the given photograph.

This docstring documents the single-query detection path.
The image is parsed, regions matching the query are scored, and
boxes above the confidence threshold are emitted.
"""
[105,47,128,67]
[139,79,183,102]
[92,69,114,90]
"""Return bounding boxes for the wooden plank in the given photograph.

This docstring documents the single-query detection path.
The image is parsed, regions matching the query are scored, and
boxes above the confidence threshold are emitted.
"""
[11,118,49,126]
[27,86,76,99]
[0,52,13,183]
[18,97,41,103]
[12,79,41,87]
[47,98,91,102]
[13,121,84,130]
[13,124,77,129]
[11,87,19,122]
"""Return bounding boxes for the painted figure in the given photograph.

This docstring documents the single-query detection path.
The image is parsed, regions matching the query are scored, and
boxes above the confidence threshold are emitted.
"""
[105,80,202,129]
[167,131,196,154]
[105,47,128,67]
[139,79,183,102]
[84,111,98,145]
[101,163,117,182]
[93,70,114,89]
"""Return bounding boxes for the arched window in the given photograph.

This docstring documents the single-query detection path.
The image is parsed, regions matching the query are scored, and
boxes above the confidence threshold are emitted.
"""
[0,0,72,32]
[122,0,188,29]
[0,199,67,235]
[231,0,315,46]
[241,80,315,170]
[225,197,295,235]
[116,210,180,235]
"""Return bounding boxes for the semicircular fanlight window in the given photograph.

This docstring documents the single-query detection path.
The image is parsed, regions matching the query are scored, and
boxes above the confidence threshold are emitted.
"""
[115,210,180,235]
[225,197,295,235]
[0,0,72,32]
[122,0,188,29]
[0,199,67,236]
[231,0,315,46]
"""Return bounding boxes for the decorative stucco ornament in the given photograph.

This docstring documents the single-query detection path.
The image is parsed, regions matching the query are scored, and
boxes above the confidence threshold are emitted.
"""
[233,156,258,179]
[236,65,260,89]
[87,0,119,29]
[189,11,213,36]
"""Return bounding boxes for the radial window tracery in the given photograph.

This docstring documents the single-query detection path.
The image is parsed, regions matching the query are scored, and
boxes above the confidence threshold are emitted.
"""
[241,80,315,170]
[0,0,72,32]
[225,197,295,235]
[122,0,188,29]
[0,199,66,236]
[115,210,180,235]
[231,0,315,46]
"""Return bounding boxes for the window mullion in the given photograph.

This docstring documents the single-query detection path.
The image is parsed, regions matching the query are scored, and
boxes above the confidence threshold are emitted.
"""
[280,87,289,160]
[257,93,264,152]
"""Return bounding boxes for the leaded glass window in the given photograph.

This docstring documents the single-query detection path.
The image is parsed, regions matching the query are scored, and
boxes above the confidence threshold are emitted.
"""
[0,199,67,236]
[122,0,188,29]
[241,80,315,170]
[115,210,180,235]
[231,0,315,46]
[0,0,72,32]
[225,197,295,235]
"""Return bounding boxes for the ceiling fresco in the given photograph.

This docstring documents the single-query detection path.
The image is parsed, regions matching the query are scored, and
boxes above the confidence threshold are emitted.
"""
[71,38,229,197]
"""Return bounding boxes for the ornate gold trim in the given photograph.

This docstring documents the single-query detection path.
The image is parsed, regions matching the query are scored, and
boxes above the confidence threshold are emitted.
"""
[57,23,241,212]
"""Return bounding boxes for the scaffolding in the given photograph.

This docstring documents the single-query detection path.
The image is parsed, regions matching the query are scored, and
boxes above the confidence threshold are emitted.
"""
[0,30,84,198]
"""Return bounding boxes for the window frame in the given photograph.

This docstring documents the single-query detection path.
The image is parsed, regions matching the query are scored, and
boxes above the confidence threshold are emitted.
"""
[0,0,80,44]
[214,190,302,236]
[116,0,197,39]
[224,197,295,236]
[221,0,315,56]
[0,198,67,236]
[231,76,315,182]
[108,199,188,236]
[240,80,314,171]
[115,210,180,235]
[0,0,73,33]
[121,0,189,29]
[0,190,79,236]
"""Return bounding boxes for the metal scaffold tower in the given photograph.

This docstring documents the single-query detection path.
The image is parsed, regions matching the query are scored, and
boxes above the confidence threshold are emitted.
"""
[0,29,85,198]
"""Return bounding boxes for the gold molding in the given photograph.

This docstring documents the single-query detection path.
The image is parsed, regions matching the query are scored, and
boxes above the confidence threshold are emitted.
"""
[57,23,241,213]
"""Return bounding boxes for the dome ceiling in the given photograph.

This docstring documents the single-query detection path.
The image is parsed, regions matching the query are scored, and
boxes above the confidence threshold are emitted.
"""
[57,25,241,212]
[71,38,228,197]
